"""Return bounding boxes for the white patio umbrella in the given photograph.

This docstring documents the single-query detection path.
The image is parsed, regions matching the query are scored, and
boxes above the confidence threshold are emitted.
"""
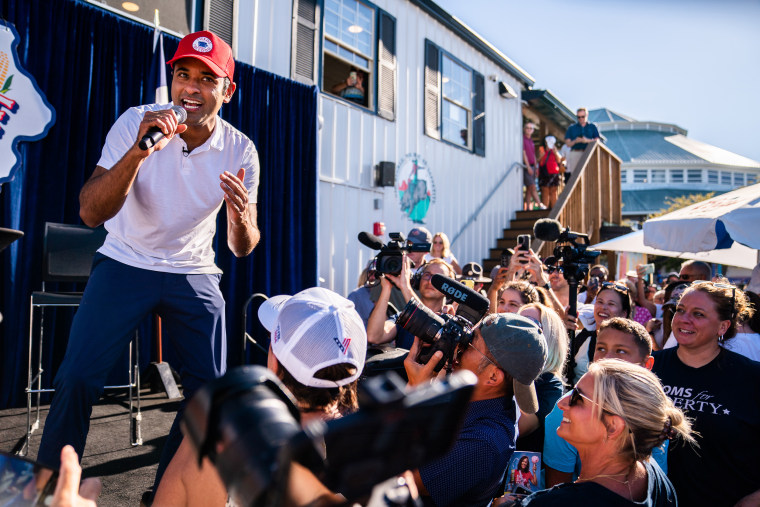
[643,183,760,252]
[591,230,759,270]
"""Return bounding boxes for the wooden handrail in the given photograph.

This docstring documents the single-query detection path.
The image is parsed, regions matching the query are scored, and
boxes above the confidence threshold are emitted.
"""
[534,141,623,259]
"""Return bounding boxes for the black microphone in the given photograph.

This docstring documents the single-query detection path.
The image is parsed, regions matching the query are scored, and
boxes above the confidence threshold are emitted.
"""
[430,274,490,321]
[358,231,384,250]
[138,105,187,151]
[533,218,563,242]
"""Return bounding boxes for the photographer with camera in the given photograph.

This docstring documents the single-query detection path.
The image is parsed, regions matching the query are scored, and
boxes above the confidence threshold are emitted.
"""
[367,257,454,349]
[576,264,608,304]
[487,240,565,320]
[151,287,367,507]
[404,313,547,507]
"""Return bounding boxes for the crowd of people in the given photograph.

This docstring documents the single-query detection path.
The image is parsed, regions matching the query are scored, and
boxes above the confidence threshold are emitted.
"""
[27,29,760,507]
[44,219,760,507]
[522,107,602,211]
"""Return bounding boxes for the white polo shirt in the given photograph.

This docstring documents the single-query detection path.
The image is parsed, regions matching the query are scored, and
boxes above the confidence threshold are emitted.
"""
[96,103,260,274]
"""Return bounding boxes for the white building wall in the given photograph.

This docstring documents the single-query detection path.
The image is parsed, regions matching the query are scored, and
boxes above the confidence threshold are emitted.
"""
[236,1,293,76]
[234,0,526,296]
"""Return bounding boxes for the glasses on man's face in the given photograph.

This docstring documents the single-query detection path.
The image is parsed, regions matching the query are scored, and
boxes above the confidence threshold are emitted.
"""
[455,341,499,368]
[577,115,586,119]
[547,266,562,274]
[601,282,629,294]
[420,272,434,282]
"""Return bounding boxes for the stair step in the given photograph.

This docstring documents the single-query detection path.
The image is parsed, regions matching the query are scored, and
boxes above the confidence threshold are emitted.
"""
[515,209,550,220]
[500,230,529,241]
[509,218,542,230]
[482,258,500,273]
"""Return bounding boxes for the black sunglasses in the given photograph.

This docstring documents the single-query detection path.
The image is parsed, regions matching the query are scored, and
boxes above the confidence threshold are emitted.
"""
[569,386,595,407]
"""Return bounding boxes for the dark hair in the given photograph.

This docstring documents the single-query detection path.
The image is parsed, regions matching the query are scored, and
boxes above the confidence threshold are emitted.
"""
[684,283,753,340]
[589,264,609,281]
[598,317,652,359]
[518,455,529,471]
[277,363,359,415]
[596,285,632,319]
[500,281,539,306]
[744,291,760,334]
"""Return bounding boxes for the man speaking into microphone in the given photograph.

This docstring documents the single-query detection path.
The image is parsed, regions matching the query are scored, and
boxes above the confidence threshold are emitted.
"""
[37,30,260,496]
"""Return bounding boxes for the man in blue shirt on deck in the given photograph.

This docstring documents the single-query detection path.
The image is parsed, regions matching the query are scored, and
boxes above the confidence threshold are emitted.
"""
[564,107,600,176]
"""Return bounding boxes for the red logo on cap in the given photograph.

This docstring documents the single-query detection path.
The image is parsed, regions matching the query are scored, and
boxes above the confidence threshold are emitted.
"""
[333,336,351,354]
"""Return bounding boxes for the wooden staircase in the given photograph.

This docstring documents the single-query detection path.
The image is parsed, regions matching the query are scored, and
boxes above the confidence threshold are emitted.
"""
[482,140,623,274]
[483,209,549,272]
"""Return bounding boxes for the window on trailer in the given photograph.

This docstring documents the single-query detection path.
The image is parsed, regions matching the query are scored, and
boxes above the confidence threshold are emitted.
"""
[424,40,486,156]
[323,0,374,108]
[292,0,396,120]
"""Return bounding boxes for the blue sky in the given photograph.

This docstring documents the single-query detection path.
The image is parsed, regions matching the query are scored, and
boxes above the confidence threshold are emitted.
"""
[434,0,760,162]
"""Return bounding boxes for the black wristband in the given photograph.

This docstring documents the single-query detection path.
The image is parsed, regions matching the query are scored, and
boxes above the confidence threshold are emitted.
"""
[543,283,551,290]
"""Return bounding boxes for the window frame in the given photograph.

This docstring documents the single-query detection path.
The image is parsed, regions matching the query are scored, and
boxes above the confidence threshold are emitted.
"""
[687,169,702,183]
[321,0,377,110]
[651,169,666,183]
[424,39,486,156]
[440,52,474,150]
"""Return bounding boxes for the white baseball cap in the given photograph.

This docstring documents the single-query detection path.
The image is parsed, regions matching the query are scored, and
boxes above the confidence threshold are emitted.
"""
[258,287,367,388]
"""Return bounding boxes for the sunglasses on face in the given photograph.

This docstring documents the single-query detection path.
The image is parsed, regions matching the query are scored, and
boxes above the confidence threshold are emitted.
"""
[569,386,595,407]
[547,266,562,274]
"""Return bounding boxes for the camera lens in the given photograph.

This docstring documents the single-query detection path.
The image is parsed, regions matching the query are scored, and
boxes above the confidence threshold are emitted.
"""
[396,299,445,344]
[381,255,403,274]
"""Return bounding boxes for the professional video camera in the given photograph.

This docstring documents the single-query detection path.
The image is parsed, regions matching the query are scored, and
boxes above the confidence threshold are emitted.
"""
[533,218,601,384]
[358,231,431,276]
[533,218,601,285]
[396,274,490,373]
[182,365,477,507]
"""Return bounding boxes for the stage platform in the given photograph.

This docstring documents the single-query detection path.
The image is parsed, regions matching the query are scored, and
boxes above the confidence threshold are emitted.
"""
[0,389,181,506]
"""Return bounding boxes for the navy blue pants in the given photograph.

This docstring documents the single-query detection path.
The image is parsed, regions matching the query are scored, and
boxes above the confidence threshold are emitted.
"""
[37,254,226,485]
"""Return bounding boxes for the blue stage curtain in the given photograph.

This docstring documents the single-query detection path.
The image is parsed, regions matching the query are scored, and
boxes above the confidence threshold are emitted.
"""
[0,0,318,409]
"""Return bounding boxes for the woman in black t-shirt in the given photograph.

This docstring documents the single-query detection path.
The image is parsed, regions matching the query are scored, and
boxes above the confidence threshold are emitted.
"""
[652,282,760,506]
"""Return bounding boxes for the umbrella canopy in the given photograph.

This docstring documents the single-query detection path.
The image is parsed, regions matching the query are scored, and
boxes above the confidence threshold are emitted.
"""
[643,183,760,251]
[592,230,759,270]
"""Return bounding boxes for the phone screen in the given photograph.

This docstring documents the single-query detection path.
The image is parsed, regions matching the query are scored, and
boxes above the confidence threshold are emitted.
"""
[0,452,57,507]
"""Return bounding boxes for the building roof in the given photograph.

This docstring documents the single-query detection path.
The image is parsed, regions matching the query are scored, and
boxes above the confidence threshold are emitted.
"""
[592,108,760,168]
[521,89,576,129]
[665,135,760,168]
[412,0,535,86]
[589,108,635,123]
[622,188,726,216]
[604,130,703,164]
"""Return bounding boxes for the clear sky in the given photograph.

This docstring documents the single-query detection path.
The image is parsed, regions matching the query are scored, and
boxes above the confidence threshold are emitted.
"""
[434,0,760,162]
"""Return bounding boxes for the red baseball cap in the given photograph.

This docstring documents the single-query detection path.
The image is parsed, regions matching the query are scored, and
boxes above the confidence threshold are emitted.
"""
[167,31,234,79]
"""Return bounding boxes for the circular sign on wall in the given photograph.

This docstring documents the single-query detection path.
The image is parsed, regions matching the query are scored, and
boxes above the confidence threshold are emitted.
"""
[396,153,436,224]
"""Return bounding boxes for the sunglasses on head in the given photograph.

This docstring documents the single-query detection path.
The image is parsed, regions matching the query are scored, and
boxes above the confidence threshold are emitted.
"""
[601,282,629,294]
[693,280,737,319]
